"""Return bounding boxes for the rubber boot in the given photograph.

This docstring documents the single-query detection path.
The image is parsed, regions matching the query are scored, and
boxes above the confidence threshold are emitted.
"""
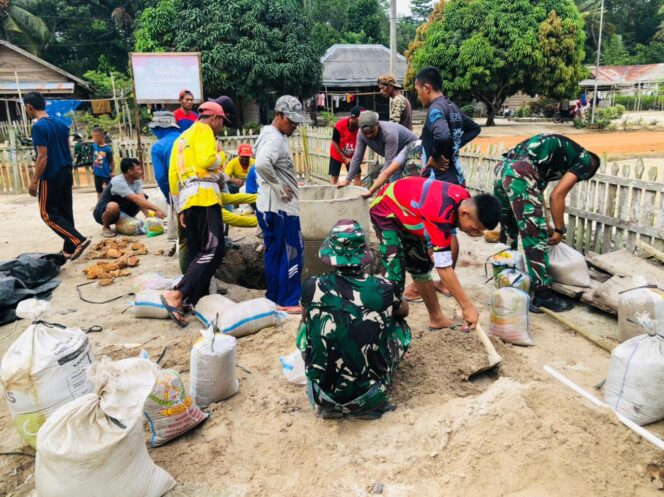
[530,288,574,313]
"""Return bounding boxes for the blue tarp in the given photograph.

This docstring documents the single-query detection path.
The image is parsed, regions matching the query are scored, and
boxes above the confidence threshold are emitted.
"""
[45,100,83,125]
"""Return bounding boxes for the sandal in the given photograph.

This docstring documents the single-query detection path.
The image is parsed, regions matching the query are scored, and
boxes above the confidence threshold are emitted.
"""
[403,296,424,303]
[102,229,117,238]
[277,305,302,315]
[69,238,91,261]
[160,295,189,328]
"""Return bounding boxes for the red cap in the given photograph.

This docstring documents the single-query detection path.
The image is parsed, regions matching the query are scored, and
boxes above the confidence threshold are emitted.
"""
[179,89,193,100]
[238,143,253,157]
[197,101,227,119]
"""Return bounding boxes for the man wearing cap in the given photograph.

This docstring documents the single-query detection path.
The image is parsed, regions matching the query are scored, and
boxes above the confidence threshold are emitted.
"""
[378,74,412,130]
[161,101,230,326]
[328,106,362,185]
[209,95,238,128]
[254,95,306,314]
[224,143,255,194]
[149,111,181,200]
[297,219,411,418]
[495,133,601,313]
[337,111,418,188]
[173,90,198,132]
[370,175,501,331]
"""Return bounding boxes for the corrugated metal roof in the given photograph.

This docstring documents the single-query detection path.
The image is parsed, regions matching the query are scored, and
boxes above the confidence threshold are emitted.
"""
[321,44,407,88]
[0,81,75,94]
[586,63,664,86]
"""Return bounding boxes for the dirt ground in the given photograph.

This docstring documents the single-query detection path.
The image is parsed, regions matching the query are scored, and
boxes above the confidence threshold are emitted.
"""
[1,189,663,497]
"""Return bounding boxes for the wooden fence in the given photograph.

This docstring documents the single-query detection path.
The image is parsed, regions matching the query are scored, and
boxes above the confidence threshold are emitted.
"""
[1,126,662,255]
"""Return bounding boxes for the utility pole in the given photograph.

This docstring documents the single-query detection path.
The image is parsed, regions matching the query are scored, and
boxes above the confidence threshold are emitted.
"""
[591,0,605,125]
[389,0,397,74]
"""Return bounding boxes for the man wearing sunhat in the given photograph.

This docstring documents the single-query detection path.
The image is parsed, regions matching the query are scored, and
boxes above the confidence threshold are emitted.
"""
[297,219,411,419]
[149,111,181,200]
[378,73,412,130]
[337,111,418,188]
[328,105,362,185]
[254,95,306,314]
[161,101,230,326]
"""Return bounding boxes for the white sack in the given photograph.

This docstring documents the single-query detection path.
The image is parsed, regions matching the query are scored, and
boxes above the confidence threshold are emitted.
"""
[495,268,531,293]
[489,287,533,346]
[488,249,526,279]
[279,350,306,385]
[190,326,239,408]
[548,243,591,287]
[133,291,169,319]
[0,299,93,448]
[604,317,664,425]
[195,297,286,338]
[35,357,175,497]
[618,283,664,343]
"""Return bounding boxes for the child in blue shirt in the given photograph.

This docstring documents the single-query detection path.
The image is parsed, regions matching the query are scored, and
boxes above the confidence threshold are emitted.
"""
[92,127,114,199]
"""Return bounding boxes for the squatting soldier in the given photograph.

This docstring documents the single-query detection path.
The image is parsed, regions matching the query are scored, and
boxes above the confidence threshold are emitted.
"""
[494,133,600,313]
[297,220,411,419]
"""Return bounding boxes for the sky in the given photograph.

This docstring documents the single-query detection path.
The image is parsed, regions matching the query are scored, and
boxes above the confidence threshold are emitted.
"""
[396,0,412,16]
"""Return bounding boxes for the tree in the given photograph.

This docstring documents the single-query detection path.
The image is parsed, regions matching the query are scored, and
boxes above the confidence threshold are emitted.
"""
[410,0,433,23]
[135,0,322,119]
[601,34,630,65]
[397,16,418,55]
[403,0,445,89]
[0,0,50,55]
[410,0,587,126]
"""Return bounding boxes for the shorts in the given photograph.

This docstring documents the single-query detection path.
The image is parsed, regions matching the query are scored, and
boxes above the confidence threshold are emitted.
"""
[328,157,349,177]
[94,175,111,193]
[93,206,131,225]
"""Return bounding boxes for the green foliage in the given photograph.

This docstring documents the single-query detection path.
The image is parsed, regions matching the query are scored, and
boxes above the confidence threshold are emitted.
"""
[135,0,322,106]
[410,0,434,23]
[629,41,664,65]
[397,17,418,55]
[410,0,587,125]
[600,34,630,65]
[319,110,338,127]
[83,56,133,97]
[71,110,122,138]
[528,97,558,117]
[516,106,533,118]
[403,0,445,89]
[0,0,50,55]
[595,105,625,120]
[241,122,261,134]
[460,104,476,117]
[613,95,664,111]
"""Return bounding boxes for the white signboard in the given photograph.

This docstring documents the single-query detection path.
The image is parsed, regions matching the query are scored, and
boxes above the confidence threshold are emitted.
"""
[130,53,203,104]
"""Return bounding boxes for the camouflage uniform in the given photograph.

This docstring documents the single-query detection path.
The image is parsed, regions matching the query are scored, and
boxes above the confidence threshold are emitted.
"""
[297,220,411,417]
[494,134,599,290]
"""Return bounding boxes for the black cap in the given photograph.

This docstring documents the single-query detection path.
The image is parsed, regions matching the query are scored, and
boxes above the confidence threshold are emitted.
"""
[350,106,363,117]
[208,95,238,127]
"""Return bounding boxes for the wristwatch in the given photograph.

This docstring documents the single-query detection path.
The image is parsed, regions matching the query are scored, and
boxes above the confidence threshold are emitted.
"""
[554,226,567,235]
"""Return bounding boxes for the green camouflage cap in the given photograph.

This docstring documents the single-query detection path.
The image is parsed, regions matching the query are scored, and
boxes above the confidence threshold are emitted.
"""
[275,95,307,123]
[319,219,373,268]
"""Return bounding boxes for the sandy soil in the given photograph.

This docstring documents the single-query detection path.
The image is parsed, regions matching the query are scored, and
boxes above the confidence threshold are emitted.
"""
[0,189,663,497]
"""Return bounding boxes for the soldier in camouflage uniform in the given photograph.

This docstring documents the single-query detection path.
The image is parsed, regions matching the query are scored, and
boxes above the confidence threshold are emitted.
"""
[297,219,411,418]
[494,133,601,313]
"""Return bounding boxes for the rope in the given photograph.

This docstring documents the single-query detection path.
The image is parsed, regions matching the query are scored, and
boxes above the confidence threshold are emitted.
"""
[76,281,134,304]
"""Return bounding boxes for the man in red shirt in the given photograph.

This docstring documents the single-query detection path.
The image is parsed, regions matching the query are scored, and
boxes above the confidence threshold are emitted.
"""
[370,176,501,331]
[173,89,198,132]
[329,106,362,185]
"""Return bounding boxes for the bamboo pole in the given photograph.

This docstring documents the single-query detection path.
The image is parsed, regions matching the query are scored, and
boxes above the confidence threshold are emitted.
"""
[540,307,615,352]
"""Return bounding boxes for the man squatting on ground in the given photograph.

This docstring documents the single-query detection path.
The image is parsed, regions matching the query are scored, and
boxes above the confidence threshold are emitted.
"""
[495,133,601,313]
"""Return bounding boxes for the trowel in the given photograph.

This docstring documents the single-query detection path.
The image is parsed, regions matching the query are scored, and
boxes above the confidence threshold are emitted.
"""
[468,324,503,378]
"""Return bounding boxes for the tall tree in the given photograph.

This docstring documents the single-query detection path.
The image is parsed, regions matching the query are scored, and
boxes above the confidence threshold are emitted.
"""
[135,0,322,117]
[410,0,433,22]
[0,0,50,55]
[411,0,587,125]
[403,0,445,89]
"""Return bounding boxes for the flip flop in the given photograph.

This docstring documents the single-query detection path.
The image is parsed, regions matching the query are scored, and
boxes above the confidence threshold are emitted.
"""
[429,323,465,332]
[159,295,189,328]
[403,296,424,303]
[434,283,452,297]
[277,305,302,315]
[102,229,117,238]
[69,238,92,261]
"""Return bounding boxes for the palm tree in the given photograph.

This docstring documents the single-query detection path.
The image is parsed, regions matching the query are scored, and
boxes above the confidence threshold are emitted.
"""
[0,0,50,55]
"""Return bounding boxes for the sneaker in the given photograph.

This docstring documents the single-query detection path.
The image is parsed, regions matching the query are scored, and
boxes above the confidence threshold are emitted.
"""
[530,289,574,313]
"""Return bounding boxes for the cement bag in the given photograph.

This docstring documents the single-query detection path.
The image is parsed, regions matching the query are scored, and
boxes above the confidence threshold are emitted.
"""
[133,272,179,293]
[0,299,93,448]
[34,357,175,497]
[140,352,209,447]
[618,283,664,343]
[489,287,533,346]
[193,294,236,327]
[495,268,531,293]
[190,326,239,408]
[604,316,664,425]
[279,350,306,385]
[133,291,169,319]
[487,249,526,279]
[116,216,144,236]
[548,243,591,287]
[197,297,286,337]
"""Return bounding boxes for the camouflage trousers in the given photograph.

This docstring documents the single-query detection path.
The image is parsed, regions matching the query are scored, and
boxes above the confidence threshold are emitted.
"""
[370,212,434,296]
[494,159,551,289]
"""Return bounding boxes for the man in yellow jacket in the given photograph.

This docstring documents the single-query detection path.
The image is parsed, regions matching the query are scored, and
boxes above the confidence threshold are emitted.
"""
[161,101,228,327]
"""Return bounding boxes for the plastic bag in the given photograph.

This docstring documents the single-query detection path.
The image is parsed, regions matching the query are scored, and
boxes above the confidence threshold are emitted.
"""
[132,272,179,293]
[145,211,165,238]
[618,282,664,343]
[548,243,591,287]
[487,249,526,279]
[195,297,286,338]
[279,350,306,385]
[116,216,144,236]
[190,326,239,408]
[495,268,531,293]
[140,351,209,447]
[0,299,94,448]
[489,287,533,346]
[604,314,664,425]
[34,357,175,497]
[133,291,169,319]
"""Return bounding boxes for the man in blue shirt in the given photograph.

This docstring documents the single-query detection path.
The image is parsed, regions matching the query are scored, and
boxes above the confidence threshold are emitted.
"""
[148,111,181,200]
[91,127,114,200]
[25,92,90,261]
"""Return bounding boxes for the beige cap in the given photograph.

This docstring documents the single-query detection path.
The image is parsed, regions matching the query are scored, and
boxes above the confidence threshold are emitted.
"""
[358,111,379,129]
